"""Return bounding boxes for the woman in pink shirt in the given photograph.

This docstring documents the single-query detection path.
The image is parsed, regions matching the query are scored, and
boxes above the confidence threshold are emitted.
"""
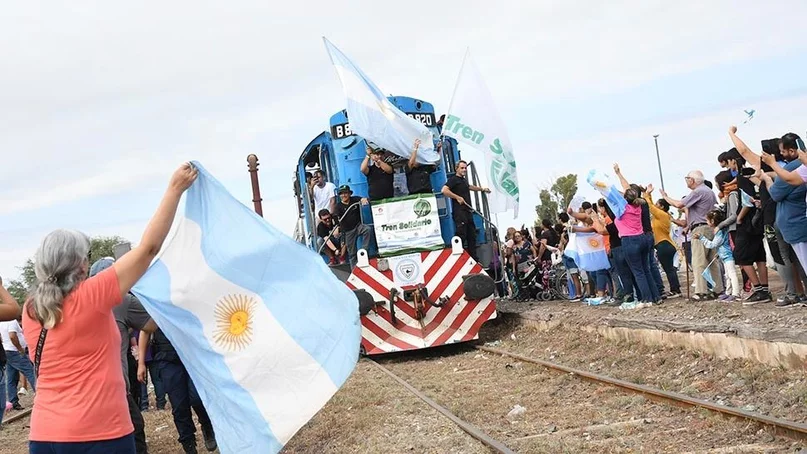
[23,163,197,454]
[614,187,660,305]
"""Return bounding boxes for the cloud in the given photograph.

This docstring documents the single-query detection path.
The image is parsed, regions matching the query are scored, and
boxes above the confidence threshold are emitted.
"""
[503,93,807,229]
[2,1,806,279]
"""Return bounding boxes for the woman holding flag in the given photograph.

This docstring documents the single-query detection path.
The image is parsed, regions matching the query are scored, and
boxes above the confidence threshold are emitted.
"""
[21,163,197,454]
[612,186,661,305]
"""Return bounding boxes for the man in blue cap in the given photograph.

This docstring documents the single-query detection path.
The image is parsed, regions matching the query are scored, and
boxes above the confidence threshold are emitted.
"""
[90,257,157,454]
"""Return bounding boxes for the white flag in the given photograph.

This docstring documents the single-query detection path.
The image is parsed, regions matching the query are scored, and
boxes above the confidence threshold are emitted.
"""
[323,37,438,164]
[444,49,520,218]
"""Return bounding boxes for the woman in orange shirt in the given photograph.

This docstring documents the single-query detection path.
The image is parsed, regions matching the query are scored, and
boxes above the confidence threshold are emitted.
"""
[23,163,197,454]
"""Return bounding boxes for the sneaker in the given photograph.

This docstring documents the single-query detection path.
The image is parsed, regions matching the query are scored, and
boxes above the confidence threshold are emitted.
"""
[717,293,731,301]
[743,289,772,306]
[723,295,737,302]
[584,297,605,306]
[622,295,636,304]
[692,293,716,302]
[202,426,217,452]
[181,441,198,454]
[775,295,798,308]
[667,291,682,299]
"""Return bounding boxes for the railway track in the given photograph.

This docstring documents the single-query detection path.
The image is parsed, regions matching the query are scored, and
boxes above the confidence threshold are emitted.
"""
[370,359,517,454]
[2,408,32,425]
[373,340,803,453]
[475,344,807,443]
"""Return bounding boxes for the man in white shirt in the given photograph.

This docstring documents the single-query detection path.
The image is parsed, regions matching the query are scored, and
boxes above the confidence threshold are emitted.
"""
[311,170,337,225]
[0,318,36,410]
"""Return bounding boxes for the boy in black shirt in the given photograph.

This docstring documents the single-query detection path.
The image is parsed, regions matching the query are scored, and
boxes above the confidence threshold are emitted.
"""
[441,160,490,261]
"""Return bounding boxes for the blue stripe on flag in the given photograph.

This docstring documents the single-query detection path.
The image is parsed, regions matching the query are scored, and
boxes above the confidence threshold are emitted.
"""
[322,37,438,164]
[586,169,627,218]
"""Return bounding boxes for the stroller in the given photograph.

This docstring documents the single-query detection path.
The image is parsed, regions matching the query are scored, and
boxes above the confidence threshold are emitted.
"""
[514,257,570,301]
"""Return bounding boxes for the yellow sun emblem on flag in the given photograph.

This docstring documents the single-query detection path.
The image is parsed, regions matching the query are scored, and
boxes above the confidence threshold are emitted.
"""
[213,294,257,351]
[588,238,601,248]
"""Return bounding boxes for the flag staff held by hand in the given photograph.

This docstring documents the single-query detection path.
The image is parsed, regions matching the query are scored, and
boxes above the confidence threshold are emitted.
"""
[653,134,665,192]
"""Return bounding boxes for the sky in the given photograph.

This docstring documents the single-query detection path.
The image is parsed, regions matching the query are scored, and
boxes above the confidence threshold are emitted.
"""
[2,1,807,281]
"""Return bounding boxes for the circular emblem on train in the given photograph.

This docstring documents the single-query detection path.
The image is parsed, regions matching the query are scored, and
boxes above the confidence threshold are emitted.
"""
[396,258,418,281]
[413,199,431,218]
[588,238,601,248]
[213,294,257,351]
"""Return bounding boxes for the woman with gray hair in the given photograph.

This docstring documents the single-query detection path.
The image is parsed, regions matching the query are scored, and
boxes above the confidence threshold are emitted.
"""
[21,163,197,454]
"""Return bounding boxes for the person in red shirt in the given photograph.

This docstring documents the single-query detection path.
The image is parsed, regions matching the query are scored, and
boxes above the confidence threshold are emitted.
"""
[22,163,197,454]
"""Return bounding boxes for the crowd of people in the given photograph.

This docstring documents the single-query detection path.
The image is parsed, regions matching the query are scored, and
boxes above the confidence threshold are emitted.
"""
[493,126,807,309]
[1,124,806,452]
[310,138,490,268]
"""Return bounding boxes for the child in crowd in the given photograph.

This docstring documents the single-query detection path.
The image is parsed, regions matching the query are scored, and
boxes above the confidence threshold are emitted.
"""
[694,210,741,301]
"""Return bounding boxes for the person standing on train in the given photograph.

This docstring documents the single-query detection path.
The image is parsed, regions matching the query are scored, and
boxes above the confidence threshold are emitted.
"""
[442,160,491,262]
[405,139,437,195]
[361,143,394,202]
[334,185,373,268]
[311,170,337,226]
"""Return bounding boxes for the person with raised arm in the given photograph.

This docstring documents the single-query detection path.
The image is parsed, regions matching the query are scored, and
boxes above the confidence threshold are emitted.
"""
[361,142,395,202]
[22,163,197,454]
[405,138,437,195]
[732,126,807,307]
[658,169,722,301]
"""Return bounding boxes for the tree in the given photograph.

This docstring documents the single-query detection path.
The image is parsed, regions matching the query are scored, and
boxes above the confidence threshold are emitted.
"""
[535,189,558,223]
[4,235,129,304]
[89,236,129,264]
[534,174,578,223]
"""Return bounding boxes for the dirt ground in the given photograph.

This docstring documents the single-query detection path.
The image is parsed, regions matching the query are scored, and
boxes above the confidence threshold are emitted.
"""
[0,363,492,454]
[377,341,799,453]
[478,315,807,432]
[3,304,806,453]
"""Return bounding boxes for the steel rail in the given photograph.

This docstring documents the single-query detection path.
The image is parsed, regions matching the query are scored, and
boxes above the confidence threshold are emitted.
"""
[2,408,32,425]
[368,359,517,454]
[476,345,807,442]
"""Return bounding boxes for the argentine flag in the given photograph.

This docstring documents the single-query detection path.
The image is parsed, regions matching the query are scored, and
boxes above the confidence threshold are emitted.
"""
[131,162,362,454]
[323,37,438,164]
[586,169,628,218]
[564,232,610,272]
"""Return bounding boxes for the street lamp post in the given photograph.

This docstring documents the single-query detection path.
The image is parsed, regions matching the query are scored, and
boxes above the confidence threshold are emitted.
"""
[653,134,665,191]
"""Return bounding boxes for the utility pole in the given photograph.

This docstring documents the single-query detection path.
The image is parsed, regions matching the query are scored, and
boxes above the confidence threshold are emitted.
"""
[247,154,264,217]
[653,134,665,191]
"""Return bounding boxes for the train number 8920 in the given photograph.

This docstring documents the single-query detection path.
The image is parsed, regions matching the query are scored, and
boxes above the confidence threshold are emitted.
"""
[330,112,436,140]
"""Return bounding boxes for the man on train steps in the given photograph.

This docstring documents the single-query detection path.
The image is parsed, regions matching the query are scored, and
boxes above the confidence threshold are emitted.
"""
[442,160,490,262]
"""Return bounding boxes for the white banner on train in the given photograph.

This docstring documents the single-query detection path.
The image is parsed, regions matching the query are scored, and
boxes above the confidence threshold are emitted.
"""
[371,194,444,257]
[443,48,520,218]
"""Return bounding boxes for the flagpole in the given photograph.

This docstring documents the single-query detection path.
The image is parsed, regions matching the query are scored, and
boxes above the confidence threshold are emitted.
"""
[440,47,470,145]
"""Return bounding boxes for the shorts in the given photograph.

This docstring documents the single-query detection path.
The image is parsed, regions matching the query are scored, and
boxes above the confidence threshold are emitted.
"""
[563,255,579,274]
[732,230,766,266]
